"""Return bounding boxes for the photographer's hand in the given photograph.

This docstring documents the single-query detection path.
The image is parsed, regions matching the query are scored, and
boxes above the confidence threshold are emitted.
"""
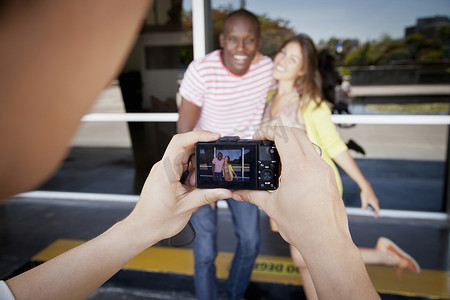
[126,130,232,243]
[232,126,379,300]
[7,130,232,300]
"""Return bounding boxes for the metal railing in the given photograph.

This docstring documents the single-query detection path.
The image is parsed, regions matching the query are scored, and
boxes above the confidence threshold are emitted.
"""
[80,113,450,125]
[14,112,450,222]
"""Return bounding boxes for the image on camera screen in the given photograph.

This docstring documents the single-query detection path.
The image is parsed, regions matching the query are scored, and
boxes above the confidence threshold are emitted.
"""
[196,144,258,190]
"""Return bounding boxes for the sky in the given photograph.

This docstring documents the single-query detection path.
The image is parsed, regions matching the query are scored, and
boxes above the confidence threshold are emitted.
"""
[185,0,450,43]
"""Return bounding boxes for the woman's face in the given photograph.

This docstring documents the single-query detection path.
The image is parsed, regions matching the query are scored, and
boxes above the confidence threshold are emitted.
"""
[224,156,229,163]
[273,41,303,81]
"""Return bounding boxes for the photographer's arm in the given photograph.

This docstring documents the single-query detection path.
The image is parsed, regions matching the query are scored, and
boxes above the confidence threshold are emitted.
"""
[6,131,232,300]
[233,126,379,300]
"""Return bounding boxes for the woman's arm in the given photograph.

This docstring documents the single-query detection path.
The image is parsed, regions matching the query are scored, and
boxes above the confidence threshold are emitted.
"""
[333,151,380,216]
[307,103,380,216]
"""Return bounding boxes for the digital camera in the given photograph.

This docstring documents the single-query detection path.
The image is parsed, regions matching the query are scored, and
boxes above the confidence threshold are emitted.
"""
[195,137,280,190]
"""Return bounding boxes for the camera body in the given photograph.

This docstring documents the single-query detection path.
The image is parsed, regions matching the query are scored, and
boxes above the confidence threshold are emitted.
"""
[195,137,280,190]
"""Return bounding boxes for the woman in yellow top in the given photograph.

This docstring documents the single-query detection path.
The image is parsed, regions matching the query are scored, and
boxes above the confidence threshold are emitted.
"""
[262,34,420,300]
[222,156,237,181]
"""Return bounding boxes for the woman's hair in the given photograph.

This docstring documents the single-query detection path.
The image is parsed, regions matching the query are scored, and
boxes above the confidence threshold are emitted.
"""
[278,34,322,108]
[224,156,230,164]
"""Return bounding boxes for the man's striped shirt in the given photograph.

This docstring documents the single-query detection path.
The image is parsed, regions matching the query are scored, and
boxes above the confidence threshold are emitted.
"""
[179,50,274,139]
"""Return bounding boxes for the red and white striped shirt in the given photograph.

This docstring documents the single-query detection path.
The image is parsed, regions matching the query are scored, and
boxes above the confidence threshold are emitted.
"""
[179,50,274,139]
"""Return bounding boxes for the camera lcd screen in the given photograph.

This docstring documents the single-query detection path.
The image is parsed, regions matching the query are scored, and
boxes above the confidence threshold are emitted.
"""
[196,143,258,190]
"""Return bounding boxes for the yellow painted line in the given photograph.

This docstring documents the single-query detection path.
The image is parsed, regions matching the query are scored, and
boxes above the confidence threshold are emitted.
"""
[33,239,450,299]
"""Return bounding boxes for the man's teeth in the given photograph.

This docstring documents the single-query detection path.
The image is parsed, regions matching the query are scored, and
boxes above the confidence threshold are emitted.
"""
[234,55,247,60]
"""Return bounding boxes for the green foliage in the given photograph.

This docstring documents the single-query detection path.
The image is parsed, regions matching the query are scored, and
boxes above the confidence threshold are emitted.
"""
[182,6,295,58]
[259,13,295,57]
[420,49,444,60]
[329,31,449,67]
[182,6,448,67]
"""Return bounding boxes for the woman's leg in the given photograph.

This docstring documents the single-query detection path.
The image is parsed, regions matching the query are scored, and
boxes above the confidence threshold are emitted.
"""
[290,244,318,300]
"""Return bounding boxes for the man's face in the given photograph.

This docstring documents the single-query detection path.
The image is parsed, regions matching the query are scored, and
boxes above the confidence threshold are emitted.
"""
[218,153,223,160]
[220,15,261,76]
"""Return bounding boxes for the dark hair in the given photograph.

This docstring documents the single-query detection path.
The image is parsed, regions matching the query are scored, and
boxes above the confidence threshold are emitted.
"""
[222,9,260,38]
[277,34,322,108]
[318,50,341,104]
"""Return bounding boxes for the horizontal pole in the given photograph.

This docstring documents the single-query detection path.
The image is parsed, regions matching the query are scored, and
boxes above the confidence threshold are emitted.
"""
[13,191,448,222]
[330,114,450,125]
[81,113,450,125]
[15,191,139,203]
[352,84,450,96]
[81,113,179,122]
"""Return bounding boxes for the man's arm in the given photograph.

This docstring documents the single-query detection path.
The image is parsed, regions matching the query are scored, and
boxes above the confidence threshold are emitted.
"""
[177,98,201,133]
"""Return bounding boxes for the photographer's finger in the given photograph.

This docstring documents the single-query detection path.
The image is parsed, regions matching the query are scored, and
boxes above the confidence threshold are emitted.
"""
[185,188,232,210]
[292,130,322,158]
[256,126,304,158]
[253,125,281,141]
[232,190,271,210]
[164,130,220,162]
[188,169,196,186]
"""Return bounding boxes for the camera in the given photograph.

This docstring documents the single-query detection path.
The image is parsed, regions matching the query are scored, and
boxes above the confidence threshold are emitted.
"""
[195,136,280,190]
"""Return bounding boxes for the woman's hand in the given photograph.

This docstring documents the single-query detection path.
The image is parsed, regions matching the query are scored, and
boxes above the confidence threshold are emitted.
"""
[360,182,380,217]
[333,150,380,218]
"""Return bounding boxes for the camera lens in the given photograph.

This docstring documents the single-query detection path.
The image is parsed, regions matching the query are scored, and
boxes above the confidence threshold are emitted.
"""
[261,169,273,181]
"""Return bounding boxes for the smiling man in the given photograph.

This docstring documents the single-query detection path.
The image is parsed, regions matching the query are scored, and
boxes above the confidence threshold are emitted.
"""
[177,9,274,300]
[177,9,274,139]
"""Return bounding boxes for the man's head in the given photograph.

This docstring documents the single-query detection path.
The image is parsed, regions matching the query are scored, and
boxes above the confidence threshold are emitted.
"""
[220,9,262,76]
[217,152,223,160]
